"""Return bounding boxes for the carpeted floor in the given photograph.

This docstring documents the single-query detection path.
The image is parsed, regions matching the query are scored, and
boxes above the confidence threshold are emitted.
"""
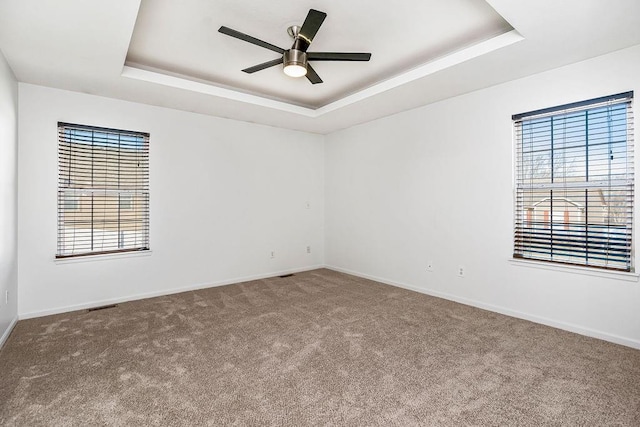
[1,269,639,426]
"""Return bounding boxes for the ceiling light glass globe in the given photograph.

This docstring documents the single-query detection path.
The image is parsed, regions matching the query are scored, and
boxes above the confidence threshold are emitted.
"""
[283,64,307,78]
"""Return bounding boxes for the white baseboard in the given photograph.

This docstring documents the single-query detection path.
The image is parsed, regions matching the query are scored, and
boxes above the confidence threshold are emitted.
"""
[0,316,18,350]
[19,264,325,320]
[325,265,640,350]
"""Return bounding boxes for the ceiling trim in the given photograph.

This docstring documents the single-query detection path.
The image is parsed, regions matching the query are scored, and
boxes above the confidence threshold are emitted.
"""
[122,63,317,116]
[122,30,523,118]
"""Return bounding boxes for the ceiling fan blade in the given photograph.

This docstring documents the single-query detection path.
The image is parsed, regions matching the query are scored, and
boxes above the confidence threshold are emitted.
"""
[297,9,327,51]
[242,57,284,74]
[305,64,323,84]
[307,52,372,61]
[218,26,284,54]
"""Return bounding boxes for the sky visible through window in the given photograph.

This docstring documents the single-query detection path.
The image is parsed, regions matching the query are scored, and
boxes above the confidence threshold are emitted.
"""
[520,104,628,185]
[63,128,146,150]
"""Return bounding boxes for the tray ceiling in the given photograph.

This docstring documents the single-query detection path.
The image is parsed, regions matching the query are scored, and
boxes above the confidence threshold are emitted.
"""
[1,1,640,134]
[126,0,513,108]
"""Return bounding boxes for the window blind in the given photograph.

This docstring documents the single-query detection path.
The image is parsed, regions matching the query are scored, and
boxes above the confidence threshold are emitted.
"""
[513,92,634,271]
[57,122,150,258]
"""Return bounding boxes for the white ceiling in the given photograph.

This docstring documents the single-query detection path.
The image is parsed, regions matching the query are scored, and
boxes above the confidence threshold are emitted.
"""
[1,0,640,134]
[127,0,512,108]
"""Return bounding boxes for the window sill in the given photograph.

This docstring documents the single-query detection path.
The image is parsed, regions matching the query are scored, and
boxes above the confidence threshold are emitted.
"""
[509,258,639,282]
[54,250,152,264]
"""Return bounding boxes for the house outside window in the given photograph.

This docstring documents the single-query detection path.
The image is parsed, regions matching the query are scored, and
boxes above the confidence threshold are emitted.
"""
[63,193,79,211]
[120,193,133,210]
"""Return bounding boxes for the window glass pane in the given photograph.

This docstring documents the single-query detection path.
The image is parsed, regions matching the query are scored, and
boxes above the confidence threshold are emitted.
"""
[520,118,552,184]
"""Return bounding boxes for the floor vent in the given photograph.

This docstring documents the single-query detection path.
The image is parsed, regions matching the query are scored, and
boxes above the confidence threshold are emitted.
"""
[279,274,295,278]
[87,304,118,312]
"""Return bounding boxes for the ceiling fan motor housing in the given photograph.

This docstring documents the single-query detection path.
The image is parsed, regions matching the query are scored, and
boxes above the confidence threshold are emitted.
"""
[284,49,307,69]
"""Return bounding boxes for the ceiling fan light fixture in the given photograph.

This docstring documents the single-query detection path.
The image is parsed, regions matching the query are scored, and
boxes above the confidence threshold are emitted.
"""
[283,64,307,78]
[219,9,370,84]
[283,49,307,78]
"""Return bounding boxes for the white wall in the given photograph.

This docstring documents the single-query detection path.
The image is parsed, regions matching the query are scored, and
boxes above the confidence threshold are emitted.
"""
[325,44,640,348]
[0,49,18,345]
[18,84,324,317]
[14,44,640,348]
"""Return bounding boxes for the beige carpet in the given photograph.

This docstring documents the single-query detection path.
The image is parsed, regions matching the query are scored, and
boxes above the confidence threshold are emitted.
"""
[1,269,639,426]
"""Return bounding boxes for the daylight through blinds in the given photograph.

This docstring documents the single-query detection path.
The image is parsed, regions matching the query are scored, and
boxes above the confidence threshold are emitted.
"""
[513,92,634,271]
[57,123,149,258]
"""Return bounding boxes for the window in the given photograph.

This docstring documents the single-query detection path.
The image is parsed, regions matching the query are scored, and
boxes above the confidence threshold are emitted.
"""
[513,92,634,271]
[57,123,149,258]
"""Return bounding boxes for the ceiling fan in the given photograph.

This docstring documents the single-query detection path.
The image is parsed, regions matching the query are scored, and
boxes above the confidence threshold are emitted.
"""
[219,9,371,84]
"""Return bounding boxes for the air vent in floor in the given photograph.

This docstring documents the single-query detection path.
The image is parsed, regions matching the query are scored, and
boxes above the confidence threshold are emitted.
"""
[87,304,118,312]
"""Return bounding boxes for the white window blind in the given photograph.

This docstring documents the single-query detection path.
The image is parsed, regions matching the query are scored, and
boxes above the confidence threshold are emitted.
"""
[57,123,150,258]
[513,92,634,271]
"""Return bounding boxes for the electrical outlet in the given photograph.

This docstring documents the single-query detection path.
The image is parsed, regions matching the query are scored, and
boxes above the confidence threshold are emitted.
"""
[270,251,275,259]
[427,261,433,272]
[458,266,465,278]
[306,246,311,254]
